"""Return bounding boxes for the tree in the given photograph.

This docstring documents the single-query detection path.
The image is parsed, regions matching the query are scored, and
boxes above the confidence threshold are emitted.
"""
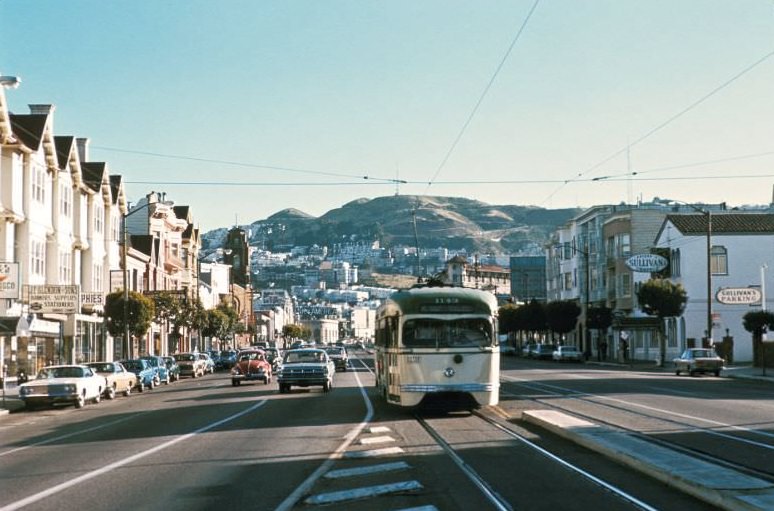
[544,300,581,342]
[742,310,774,367]
[636,279,688,366]
[104,291,155,356]
[587,306,613,358]
[521,299,547,342]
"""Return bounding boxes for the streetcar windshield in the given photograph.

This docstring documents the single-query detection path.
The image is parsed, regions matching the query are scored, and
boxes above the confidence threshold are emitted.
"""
[402,318,493,348]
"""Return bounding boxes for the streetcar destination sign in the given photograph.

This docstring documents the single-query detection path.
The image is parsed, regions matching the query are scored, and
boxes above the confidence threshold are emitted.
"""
[715,287,762,305]
[625,253,668,273]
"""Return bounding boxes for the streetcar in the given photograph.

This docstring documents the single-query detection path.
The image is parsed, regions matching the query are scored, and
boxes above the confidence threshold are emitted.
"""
[374,285,500,408]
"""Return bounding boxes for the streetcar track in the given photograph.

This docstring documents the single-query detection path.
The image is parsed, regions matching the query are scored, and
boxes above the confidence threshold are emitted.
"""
[501,376,774,483]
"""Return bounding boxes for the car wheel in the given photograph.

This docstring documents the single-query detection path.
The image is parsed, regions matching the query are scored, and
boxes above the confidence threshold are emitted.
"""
[138,382,144,393]
[107,385,116,400]
[75,393,86,409]
[232,380,240,386]
[714,370,720,377]
[675,369,681,376]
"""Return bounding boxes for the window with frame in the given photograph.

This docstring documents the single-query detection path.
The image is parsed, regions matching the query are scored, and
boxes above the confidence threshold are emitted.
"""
[710,246,728,275]
[30,239,46,277]
[620,273,632,297]
[563,272,572,291]
[671,248,681,277]
[93,263,103,291]
[94,202,104,234]
[618,233,631,257]
[59,183,73,218]
[32,166,46,203]
[58,251,72,284]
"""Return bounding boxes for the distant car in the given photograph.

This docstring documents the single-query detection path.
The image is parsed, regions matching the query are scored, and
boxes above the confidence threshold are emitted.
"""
[552,346,583,362]
[198,352,215,374]
[162,356,181,382]
[263,347,283,373]
[500,339,517,356]
[277,348,334,393]
[531,344,556,360]
[174,352,205,378]
[324,346,348,372]
[674,348,724,377]
[141,355,171,385]
[86,361,137,399]
[19,365,105,409]
[121,359,158,391]
[289,340,306,350]
[231,349,273,386]
[218,350,238,370]
[522,343,536,357]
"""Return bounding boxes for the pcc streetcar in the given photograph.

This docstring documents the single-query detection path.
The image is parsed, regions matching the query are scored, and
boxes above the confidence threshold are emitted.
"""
[374,285,500,408]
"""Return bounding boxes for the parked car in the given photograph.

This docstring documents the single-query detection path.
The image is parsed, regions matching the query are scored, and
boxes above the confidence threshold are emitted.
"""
[531,344,557,360]
[500,338,517,356]
[173,352,205,378]
[121,359,158,391]
[324,346,348,372]
[277,348,335,393]
[231,349,273,386]
[198,352,215,374]
[162,356,181,382]
[521,343,536,357]
[552,346,583,362]
[674,348,724,377]
[86,361,137,399]
[18,364,105,409]
[217,350,238,370]
[140,355,171,385]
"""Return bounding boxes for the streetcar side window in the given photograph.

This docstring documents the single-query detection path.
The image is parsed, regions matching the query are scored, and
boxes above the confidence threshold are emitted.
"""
[376,316,399,348]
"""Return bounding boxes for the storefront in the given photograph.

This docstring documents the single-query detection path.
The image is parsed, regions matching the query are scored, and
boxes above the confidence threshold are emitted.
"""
[0,315,63,379]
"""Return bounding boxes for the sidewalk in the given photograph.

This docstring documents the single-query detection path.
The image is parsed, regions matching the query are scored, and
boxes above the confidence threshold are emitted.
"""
[585,358,774,384]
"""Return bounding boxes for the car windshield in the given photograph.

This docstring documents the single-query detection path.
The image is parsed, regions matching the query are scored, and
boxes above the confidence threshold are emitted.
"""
[174,354,196,361]
[325,348,344,356]
[284,351,325,364]
[88,363,113,372]
[690,349,715,358]
[38,366,84,379]
[238,352,264,361]
[122,360,144,371]
[402,318,493,348]
[141,357,159,367]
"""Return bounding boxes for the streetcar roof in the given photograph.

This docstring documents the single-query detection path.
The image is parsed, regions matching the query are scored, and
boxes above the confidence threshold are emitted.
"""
[379,286,498,316]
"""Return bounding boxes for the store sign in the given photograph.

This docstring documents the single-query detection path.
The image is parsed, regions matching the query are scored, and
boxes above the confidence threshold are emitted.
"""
[625,253,668,273]
[26,285,80,314]
[716,287,762,305]
[0,262,20,299]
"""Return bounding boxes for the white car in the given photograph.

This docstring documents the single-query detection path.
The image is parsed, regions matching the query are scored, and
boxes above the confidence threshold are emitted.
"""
[18,364,105,409]
[552,346,583,362]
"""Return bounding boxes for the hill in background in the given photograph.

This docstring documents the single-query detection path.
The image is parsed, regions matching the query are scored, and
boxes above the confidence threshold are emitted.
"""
[202,195,581,255]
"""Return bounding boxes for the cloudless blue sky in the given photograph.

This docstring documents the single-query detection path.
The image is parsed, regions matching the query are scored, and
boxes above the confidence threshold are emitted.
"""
[3,1,774,232]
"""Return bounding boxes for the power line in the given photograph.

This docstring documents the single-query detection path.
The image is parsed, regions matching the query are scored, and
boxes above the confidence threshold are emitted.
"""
[541,47,774,204]
[424,0,541,192]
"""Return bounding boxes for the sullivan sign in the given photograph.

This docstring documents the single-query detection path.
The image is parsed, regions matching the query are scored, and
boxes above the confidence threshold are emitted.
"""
[625,254,668,273]
[716,287,762,305]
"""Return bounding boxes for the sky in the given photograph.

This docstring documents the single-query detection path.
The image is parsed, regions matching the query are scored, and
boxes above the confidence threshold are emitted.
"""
[3,1,774,233]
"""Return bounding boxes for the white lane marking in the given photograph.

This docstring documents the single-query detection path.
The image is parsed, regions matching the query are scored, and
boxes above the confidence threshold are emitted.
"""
[324,461,411,479]
[0,413,147,457]
[358,435,396,445]
[503,374,774,448]
[304,480,423,505]
[0,400,267,511]
[344,446,405,458]
[274,364,374,511]
[369,426,391,434]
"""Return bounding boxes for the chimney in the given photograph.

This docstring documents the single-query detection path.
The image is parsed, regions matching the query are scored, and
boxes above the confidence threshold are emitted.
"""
[29,104,55,115]
[76,137,90,162]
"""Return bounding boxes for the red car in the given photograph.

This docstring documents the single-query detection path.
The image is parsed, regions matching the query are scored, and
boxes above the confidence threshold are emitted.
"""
[231,350,272,386]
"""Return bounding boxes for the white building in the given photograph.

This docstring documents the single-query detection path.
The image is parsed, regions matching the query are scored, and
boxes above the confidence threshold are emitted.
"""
[654,212,774,363]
